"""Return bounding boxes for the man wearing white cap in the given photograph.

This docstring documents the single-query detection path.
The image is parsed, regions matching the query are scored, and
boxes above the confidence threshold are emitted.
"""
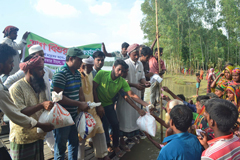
[4,44,53,100]
[78,56,109,160]
[3,44,55,152]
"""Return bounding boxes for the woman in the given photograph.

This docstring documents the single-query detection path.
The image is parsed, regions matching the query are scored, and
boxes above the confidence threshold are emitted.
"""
[226,85,240,111]
[200,68,204,80]
[229,68,240,85]
[207,68,216,93]
[214,85,225,99]
[211,65,234,91]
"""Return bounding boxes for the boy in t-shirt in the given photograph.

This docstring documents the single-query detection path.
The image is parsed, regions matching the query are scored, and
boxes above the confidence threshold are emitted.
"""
[198,99,240,159]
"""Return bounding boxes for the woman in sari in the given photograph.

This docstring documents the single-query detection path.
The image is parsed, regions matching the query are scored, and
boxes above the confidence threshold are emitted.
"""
[229,68,240,85]
[211,65,234,91]
[226,85,240,111]
[207,68,216,93]
[200,68,204,80]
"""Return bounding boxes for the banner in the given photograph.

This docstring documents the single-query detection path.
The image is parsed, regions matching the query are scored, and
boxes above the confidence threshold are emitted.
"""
[25,33,101,72]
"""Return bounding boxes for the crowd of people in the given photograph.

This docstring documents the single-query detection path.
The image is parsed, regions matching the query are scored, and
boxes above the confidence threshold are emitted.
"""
[0,25,240,160]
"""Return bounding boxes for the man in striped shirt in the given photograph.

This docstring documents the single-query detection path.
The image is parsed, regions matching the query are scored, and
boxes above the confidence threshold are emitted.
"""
[51,47,90,160]
[198,99,240,160]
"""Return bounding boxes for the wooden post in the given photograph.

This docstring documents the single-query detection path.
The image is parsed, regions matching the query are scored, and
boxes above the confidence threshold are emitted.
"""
[155,0,163,141]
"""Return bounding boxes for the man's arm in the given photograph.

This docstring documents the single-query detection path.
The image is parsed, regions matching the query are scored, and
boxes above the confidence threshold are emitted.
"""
[4,69,25,89]
[150,34,161,51]
[79,87,85,102]
[144,132,162,149]
[0,90,54,132]
[126,90,149,107]
[93,81,105,118]
[120,90,145,116]
[53,87,88,111]
[102,42,114,57]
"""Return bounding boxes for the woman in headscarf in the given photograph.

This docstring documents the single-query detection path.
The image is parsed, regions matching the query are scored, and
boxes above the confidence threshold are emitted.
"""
[229,68,240,85]
[226,85,240,111]
[210,65,234,92]
[207,68,216,93]
[214,85,226,99]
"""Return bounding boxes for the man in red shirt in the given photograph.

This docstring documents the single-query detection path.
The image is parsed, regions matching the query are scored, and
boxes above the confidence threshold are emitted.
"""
[149,47,166,75]
[198,99,240,160]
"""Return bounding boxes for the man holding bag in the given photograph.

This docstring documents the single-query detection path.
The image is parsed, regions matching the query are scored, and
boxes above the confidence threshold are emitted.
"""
[51,47,90,160]
[9,55,55,160]
[78,56,109,160]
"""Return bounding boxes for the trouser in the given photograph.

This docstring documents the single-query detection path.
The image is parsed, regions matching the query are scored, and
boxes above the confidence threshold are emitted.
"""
[150,81,160,105]
[0,146,11,160]
[53,125,79,160]
[78,133,108,160]
[101,104,119,147]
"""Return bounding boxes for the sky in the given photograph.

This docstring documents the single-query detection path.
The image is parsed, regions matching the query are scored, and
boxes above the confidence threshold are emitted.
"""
[0,0,147,61]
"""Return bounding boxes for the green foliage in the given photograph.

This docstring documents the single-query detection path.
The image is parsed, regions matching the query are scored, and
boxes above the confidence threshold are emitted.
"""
[141,0,240,73]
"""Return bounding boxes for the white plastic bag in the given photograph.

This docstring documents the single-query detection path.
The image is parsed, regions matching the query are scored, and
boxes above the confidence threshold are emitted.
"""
[37,91,74,133]
[75,112,96,139]
[136,105,157,137]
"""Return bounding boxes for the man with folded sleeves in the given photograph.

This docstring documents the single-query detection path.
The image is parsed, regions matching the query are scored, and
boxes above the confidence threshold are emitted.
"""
[51,47,90,160]
[0,43,54,160]
[78,56,110,160]
[9,55,55,160]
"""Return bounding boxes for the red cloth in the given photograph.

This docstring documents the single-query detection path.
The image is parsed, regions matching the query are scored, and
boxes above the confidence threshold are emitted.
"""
[149,56,166,74]
[2,26,19,38]
[19,55,44,72]
[127,43,139,54]
[202,133,240,159]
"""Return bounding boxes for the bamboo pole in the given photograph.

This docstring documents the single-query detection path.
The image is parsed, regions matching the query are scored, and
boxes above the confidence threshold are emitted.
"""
[155,0,163,141]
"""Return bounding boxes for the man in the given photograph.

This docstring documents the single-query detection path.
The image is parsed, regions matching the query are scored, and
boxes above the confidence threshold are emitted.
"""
[0,43,54,160]
[9,55,55,160]
[92,51,105,78]
[4,44,53,100]
[51,47,89,160]
[139,46,153,80]
[198,99,240,159]
[1,26,30,82]
[162,86,209,113]
[4,44,55,152]
[102,42,129,60]
[157,105,203,160]
[78,56,109,160]
[116,44,150,145]
[149,47,166,75]
[93,59,148,157]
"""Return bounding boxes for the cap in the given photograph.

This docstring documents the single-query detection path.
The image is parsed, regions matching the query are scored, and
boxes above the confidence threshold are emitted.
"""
[67,47,89,59]
[29,45,43,55]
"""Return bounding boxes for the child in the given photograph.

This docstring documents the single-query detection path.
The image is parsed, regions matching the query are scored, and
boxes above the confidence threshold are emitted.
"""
[196,73,201,96]
[198,99,240,159]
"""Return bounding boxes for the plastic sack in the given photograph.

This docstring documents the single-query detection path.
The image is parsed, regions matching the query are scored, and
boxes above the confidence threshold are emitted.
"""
[75,112,96,139]
[87,101,101,109]
[37,91,74,133]
[150,74,163,84]
[136,105,157,137]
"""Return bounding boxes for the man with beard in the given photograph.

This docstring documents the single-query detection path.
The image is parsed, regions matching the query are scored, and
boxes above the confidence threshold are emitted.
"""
[51,47,89,160]
[1,26,30,82]
[78,56,110,160]
[116,44,150,146]
[93,59,148,158]
[0,44,54,160]
[9,55,55,160]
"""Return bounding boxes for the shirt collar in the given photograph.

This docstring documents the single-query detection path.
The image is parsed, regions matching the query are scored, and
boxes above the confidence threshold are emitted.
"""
[129,58,139,66]
[207,132,234,145]
[162,132,189,143]
[64,63,79,75]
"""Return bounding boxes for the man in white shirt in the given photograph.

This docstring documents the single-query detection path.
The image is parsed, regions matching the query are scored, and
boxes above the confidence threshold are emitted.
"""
[0,42,54,160]
[1,26,29,82]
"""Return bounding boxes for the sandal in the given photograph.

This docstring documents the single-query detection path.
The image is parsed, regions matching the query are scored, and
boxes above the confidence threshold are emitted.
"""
[120,144,131,152]
[114,148,124,158]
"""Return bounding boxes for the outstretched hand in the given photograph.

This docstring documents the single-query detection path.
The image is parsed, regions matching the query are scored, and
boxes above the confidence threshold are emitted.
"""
[162,86,170,93]
[197,132,209,149]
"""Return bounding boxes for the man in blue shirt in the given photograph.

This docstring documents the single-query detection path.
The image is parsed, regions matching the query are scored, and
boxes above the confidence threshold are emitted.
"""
[157,105,203,160]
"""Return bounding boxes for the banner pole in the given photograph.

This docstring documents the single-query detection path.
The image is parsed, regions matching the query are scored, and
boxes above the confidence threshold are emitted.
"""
[155,0,163,142]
